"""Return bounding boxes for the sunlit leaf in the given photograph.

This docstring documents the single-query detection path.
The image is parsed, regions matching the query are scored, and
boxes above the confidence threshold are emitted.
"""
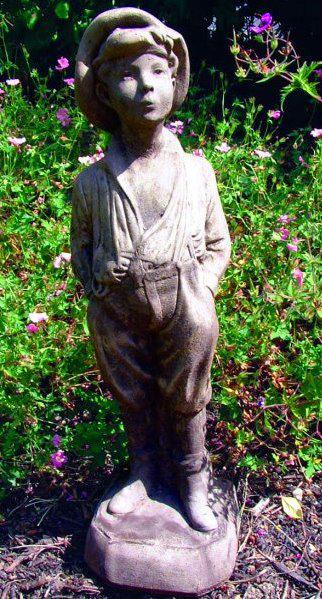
[281,496,303,519]
[55,1,70,19]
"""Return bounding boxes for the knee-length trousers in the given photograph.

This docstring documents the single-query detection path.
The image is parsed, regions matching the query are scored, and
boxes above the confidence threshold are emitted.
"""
[87,258,219,417]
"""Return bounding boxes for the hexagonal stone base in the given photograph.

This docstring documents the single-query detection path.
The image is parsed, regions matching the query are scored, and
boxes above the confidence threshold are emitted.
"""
[85,474,239,597]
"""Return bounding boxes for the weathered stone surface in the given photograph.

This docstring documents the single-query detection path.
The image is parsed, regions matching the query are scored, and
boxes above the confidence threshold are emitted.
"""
[85,476,239,597]
[72,6,237,593]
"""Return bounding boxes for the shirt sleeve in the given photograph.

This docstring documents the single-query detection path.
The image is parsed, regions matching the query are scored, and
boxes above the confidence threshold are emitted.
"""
[201,158,231,296]
[70,174,93,297]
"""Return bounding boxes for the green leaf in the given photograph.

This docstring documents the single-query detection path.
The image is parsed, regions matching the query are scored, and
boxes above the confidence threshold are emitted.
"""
[55,1,70,19]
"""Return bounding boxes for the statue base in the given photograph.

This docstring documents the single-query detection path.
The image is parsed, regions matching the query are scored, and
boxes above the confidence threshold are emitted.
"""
[84,474,239,597]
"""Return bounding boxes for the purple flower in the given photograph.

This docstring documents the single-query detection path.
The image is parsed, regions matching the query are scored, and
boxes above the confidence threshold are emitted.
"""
[193,149,204,157]
[278,227,290,240]
[52,434,62,448]
[63,78,75,87]
[310,128,322,139]
[268,109,281,119]
[8,136,26,147]
[292,267,304,287]
[299,155,309,168]
[278,214,296,224]
[256,528,267,537]
[250,13,273,34]
[315,69,322,79]
[56,107,71,127]
[257,397,265,407]
[286,237,300,252]
[26,323,39,334]
[166,120,184,135]
[50,449,68,468]
[55,57,69,71]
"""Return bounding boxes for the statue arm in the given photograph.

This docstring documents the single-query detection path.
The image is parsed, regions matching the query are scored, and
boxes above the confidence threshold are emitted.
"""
[70,175,93,297]
[201,159,231,296]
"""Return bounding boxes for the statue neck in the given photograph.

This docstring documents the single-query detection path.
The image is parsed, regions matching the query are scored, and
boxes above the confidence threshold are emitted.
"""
[118,122,166,160]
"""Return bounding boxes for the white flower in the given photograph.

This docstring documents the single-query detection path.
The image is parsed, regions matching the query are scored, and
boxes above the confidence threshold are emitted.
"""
[254,149,272,158]
[215,141,231,153]
[6,78,20,86]
[28,312,49,323]
[53,252,71,268]
[78,155,94,166]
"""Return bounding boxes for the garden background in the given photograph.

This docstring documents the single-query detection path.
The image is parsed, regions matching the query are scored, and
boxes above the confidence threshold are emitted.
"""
[0,0,321,540]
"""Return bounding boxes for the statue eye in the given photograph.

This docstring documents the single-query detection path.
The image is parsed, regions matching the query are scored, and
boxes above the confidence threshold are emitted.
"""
[121,72,133,80]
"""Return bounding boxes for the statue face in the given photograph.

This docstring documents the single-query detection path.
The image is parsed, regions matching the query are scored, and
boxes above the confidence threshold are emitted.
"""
[96,52,175,128]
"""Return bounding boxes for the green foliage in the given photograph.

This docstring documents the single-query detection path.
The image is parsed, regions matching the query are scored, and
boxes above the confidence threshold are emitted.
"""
[0,50,321,497]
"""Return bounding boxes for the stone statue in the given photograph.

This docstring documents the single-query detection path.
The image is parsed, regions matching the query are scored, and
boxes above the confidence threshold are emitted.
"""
[71,7,238,595]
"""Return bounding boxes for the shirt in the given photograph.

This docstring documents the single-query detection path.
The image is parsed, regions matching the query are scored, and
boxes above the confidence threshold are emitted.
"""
[70,129,231,298]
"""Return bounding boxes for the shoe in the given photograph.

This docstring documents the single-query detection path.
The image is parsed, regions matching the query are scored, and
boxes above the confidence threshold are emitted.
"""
[173,409,218,532]
[107,411,156,515]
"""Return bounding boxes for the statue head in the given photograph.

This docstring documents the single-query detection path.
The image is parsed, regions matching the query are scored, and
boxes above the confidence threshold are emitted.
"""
[75,8,190,133]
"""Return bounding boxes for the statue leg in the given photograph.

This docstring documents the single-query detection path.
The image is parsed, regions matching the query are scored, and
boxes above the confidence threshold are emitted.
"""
[107,408,157,514]
[172,408,217,532]
[87,295,158,514]
[155,260,219,531]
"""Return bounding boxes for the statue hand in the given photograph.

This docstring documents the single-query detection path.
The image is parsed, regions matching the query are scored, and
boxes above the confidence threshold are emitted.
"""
[106,251,132,283]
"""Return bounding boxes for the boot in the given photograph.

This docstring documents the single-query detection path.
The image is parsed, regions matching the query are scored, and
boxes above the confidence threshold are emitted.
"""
[107,410,156,515]
[173,409,217,533]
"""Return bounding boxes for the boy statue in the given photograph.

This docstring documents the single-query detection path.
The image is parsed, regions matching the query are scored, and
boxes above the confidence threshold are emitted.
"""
[71,7,236,594]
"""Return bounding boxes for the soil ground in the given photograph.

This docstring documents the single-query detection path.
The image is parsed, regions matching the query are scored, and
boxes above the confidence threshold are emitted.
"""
[0,464,321,599]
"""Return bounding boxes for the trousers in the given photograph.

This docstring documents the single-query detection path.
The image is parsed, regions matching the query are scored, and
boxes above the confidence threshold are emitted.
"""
[87,258,219,415]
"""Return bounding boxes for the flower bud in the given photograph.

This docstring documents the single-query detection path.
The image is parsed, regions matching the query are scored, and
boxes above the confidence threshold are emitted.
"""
[230,44,240,56]
[270,38,278,50]
[236,67,247,79]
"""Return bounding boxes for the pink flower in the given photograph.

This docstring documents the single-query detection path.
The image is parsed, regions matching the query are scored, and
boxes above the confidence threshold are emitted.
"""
[277,214,296,224]
[166,120,184,135]
[28,312,49,323]
[315,69,322,78]
[215,141,231,153]
[26,323,39,334]
[55,57,69,71]
[299,156,309,168]
[52,434,62,448]
[53,252,71,268]
[0,87,5,95]
[189,131,198,138]
[56,107,71,127]
[278,227,290,240]
[92,147,104,161]
[63,78,75,87]
[78,147,104,166]
[268,109,281,119]
[50,449,68,468]
[292,267,304,287]
[310,128,322,139]
[286,237,300,252]
[254,149,272,158]
[8,136,26,147]
[6,78,20,86]
[250,13,273,34]
[193,149,204,157]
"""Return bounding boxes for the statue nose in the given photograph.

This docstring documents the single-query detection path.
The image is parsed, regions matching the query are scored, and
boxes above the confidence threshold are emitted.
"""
[140,75,154,93]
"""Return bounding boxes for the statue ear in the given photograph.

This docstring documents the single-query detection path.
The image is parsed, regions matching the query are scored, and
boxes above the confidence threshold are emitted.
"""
[95,82,111,107]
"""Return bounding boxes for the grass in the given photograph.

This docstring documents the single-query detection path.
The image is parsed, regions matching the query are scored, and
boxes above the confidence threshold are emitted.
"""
[0,63,321,500]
